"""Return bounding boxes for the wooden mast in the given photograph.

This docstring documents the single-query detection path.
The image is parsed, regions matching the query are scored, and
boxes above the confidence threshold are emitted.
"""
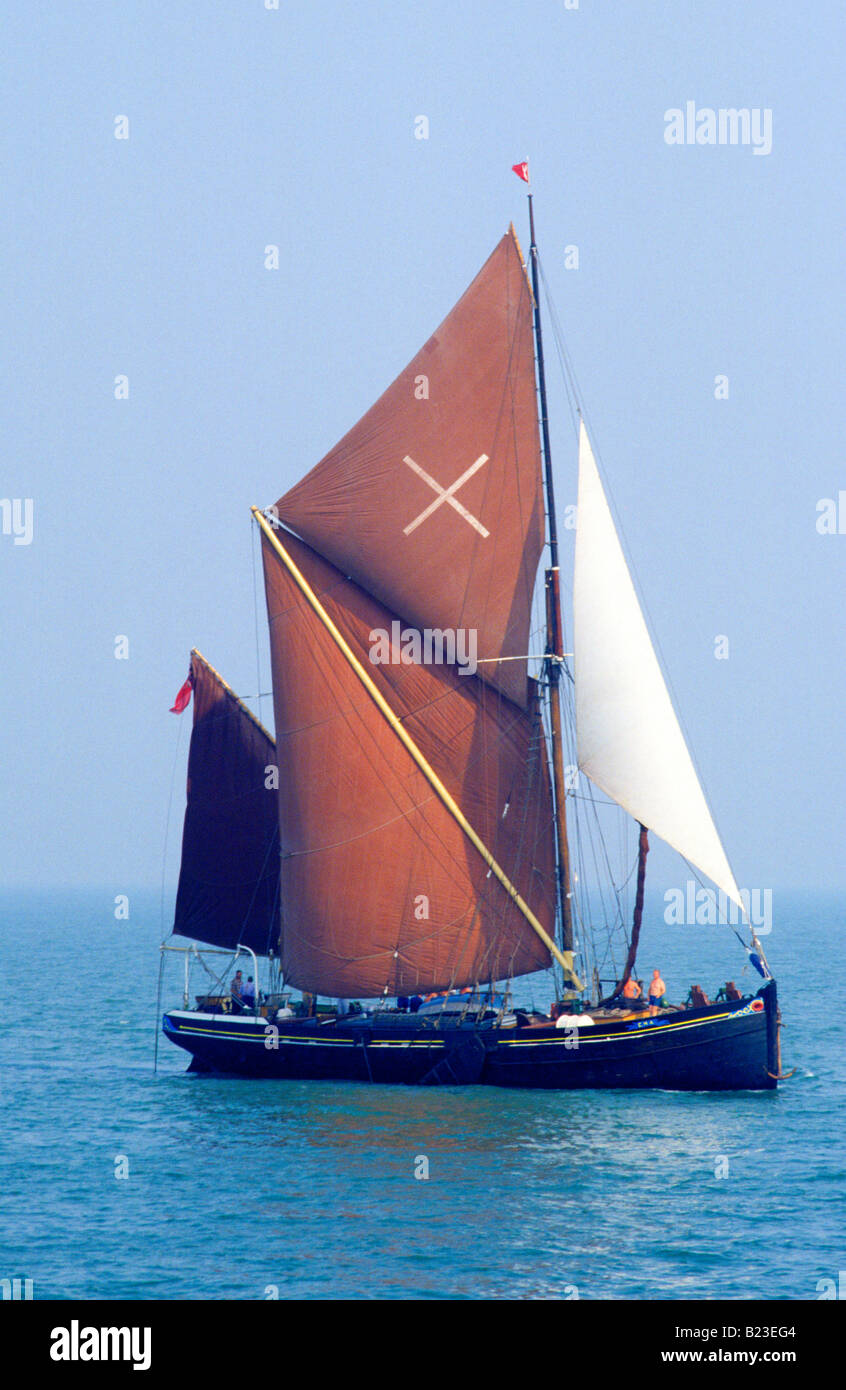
[596,824,649,1006]
[527,193,576,974]
[623,824,649,993]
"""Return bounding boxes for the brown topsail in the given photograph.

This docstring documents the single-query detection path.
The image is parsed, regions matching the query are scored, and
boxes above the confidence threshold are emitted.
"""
[271,232,543,710]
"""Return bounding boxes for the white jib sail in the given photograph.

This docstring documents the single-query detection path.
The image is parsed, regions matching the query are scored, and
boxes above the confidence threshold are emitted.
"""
[573,420,744,912]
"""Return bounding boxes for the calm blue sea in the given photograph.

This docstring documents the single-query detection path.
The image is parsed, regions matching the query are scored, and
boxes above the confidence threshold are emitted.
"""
[1,888,843,1301]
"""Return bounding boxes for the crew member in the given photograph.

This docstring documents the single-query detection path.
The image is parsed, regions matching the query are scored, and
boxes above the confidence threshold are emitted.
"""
[648,969,668,1008]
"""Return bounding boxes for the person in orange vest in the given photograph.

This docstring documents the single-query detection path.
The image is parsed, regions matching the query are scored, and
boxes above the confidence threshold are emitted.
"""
[648,969,668,1008]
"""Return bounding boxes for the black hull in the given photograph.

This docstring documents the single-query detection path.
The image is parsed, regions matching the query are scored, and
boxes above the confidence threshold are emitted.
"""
[162,982,779,1092]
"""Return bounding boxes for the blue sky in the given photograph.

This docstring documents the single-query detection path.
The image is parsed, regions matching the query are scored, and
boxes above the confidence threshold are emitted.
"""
[2,1,844,898]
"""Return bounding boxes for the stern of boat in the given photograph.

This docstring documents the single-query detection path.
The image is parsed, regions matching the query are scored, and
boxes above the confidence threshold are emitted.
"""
[761,978,781,1087]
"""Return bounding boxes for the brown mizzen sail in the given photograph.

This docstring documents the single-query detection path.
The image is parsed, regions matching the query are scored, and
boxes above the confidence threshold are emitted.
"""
[172,651,281,956]
[271,230,544,710]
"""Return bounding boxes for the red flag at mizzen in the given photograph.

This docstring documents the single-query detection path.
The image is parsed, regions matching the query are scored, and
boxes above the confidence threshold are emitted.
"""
[170,674,193,713]
[512,161,530,183]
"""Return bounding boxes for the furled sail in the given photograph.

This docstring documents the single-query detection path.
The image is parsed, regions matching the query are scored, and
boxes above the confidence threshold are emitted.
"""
[261,529,556,999]
[271,229,544,710]
[573,422,744,910]
[172,650,281,955]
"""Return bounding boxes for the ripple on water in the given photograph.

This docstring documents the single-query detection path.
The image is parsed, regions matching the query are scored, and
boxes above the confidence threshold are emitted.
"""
[1,890,843,1299]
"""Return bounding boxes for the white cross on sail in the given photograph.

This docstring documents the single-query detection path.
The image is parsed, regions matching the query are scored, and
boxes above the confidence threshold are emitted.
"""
[402,454,490,537]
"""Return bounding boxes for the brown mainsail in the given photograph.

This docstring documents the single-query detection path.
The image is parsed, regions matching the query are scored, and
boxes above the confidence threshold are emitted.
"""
[271,230,543,710]
[260,528,556,999]
[172,650,281,956]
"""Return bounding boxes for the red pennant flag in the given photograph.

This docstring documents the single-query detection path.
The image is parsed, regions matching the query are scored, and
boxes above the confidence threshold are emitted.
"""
[170,675,193,714]
[512,161,530,184]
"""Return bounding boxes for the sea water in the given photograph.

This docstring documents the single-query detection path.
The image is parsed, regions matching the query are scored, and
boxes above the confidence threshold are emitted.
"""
[1,888,842,1300]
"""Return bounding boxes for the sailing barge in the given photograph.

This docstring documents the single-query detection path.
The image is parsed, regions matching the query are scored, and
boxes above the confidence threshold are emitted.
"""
[161,203,781,1090]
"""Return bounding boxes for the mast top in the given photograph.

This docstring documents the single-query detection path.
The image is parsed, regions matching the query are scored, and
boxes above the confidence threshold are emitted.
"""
[524,190,560,569]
